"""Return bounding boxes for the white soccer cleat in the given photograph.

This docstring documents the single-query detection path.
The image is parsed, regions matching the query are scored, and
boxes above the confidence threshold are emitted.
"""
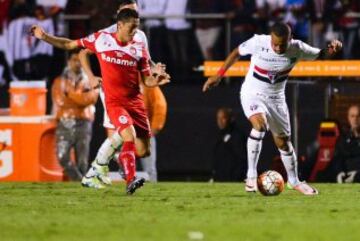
[245,177,258,192]
[292,182,319,195]
[90,161,112,185]
[81,176,105,189]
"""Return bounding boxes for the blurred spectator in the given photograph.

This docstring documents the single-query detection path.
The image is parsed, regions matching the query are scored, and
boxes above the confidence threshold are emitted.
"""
[307,0,342,48]
[0,34,10,87]
[164,0,191,82]
[0,0,11,86]
[189,0,226,60]
[36,0,68,35]
[0,0,11,31]
[81,0,118,32]
[138,0,167,63]
[4,5,54,80]
[227,0,257,50]
[212,108,247,182]
[338,0,360,59]
[330,105,360,183]
[140,85,167,182]
[52,51,99,180]
[8,0,36,22]
[64,0,88,39]
[256,0,286,32]
[284,0,309,42]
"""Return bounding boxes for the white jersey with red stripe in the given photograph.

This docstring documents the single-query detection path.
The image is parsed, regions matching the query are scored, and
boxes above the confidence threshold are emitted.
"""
[239,34,320,96]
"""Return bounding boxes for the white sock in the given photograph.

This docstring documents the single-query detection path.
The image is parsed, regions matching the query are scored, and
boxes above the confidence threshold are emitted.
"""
[246,129,265,179]
[85,133,123,178]
[279,142,300,186]
[96,131,123,165]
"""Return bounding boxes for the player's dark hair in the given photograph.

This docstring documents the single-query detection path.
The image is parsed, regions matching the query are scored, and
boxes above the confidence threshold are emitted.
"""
[270,22,291,38]
[116,8,139,23]
[117,0,137,8]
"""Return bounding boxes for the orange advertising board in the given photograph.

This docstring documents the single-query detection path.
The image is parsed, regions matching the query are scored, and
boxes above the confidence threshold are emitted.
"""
[204,61,360,77]
[0,116,63,181]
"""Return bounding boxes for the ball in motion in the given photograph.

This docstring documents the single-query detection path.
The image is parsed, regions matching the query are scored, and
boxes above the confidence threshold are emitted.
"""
[257,170,285,196]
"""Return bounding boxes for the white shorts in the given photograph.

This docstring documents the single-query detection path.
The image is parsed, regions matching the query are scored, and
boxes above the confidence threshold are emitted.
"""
[240,91,291,136]
[99,88,115,129]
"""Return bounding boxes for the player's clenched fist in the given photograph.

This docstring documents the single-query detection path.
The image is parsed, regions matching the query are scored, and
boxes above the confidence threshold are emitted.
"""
[152,63,170,86]
[328,39,342,53]
[30,25,46,40]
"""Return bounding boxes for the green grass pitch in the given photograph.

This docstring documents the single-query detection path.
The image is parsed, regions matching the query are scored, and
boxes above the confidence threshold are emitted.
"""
[1,182,360,241]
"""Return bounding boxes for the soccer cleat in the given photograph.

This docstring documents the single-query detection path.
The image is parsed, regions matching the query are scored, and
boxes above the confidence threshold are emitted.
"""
[292,182,319,195]
[91,161,112,185]
[81,176,105,189]
[126,177,145,195]
[245,177,258,192]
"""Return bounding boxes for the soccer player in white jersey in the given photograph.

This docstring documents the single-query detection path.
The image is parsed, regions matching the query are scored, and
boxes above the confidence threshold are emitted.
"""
[30,8,169,194]
[78,0,169,188]
[203,22,342,195]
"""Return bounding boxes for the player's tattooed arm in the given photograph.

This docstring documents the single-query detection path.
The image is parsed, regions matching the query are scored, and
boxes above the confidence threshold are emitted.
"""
[30,25,78,50]
[317,39,343,59]
[202,48,239,92]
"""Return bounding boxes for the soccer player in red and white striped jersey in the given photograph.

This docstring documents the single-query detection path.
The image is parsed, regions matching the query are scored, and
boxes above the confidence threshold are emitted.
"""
[30,8,169,194]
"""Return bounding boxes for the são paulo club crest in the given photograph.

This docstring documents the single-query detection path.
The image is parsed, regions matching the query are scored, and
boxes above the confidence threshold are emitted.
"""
[250,104,258,111]
[267,71,277,84]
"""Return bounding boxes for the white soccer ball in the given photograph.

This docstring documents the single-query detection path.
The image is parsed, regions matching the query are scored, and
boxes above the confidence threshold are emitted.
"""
[257,170,285,196]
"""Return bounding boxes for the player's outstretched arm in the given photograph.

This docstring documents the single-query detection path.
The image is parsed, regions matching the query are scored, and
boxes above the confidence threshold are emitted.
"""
[202,48,240,92]
[318,39,343,59]
[30,25,78,50]
[78,49,102,89]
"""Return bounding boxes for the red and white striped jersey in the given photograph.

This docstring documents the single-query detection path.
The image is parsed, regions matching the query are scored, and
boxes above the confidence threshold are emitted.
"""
[239,34,320,95]
[77,31,150,104]
[101,24,150,59]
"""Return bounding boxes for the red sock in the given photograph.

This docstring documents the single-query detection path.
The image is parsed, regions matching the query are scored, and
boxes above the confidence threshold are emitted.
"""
[118,141,136,184]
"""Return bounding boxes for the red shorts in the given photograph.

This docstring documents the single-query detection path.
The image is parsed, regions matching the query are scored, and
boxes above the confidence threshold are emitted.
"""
[106,102,151,138]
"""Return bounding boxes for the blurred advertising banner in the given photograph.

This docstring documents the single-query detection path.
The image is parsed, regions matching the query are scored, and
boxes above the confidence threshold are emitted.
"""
[204,61,360,77]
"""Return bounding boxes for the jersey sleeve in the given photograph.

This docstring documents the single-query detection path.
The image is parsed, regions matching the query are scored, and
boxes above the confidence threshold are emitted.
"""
[76,32,98,52]
[100,24,117,33]
[296,40,321,60]
[139,45,151,76]
[238,35,257,56]
[138,30,151,60]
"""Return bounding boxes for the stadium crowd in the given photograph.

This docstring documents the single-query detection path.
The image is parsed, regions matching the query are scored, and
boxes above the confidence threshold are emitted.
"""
[0,0,360,88]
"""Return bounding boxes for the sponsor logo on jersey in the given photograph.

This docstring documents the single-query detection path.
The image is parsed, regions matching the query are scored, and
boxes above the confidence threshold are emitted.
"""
[101,53,136,67]
[116,51,124,57]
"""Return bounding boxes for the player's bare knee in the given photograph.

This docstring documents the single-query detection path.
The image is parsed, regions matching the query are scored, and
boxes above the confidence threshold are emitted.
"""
[137,148,151,158]
[250,115,267,132]
[119,127,136,142]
